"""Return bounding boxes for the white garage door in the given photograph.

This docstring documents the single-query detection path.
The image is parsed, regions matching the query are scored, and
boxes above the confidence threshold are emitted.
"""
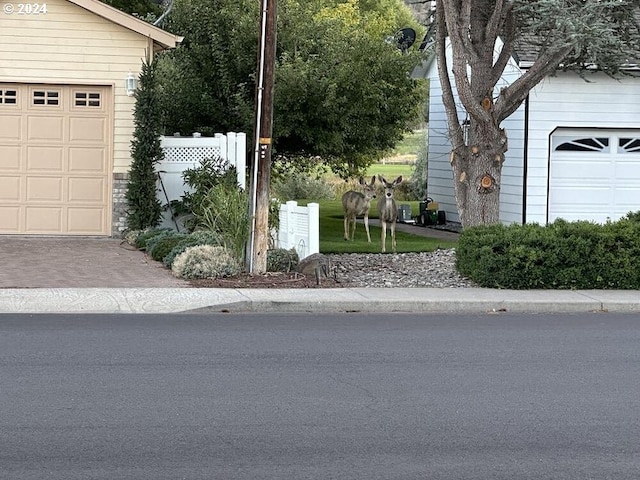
[0,83,111,235]
[549,129,640,223]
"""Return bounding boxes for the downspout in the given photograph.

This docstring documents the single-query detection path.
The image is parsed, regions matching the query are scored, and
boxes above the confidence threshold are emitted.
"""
[521,94,530,224]
[153,0,174,27]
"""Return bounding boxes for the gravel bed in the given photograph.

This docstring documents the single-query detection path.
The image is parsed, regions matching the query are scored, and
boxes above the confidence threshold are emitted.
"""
[327,249,478,288]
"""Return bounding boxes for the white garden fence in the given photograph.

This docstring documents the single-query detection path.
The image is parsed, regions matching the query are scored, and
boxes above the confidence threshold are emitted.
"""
[277,201,319,260]
[156,132,246,230]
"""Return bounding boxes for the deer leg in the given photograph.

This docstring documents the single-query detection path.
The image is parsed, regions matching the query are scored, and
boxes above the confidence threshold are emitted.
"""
[391,221,397,253]
[380,220,387,253]
[343,216,349,240]
[364,214,371,243]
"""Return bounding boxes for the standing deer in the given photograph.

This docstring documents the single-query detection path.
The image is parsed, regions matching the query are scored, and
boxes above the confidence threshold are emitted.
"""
[342,176,377,242]
[377,175,403,253]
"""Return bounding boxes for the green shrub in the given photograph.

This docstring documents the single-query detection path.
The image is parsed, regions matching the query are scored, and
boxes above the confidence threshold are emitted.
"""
[162,230,223,268]
[199,183,250,259]
[624,210,640,222]
[267,248,299,272]
[145,230,179,254]
[134,228,171,250]
[456,219,640,289]
[148,233,188,262]
[272,175,335,201]
[171,245,241,279]
[173,157,240,232]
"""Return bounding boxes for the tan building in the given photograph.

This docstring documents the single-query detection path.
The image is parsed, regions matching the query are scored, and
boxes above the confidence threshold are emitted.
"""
[0,0,180,235]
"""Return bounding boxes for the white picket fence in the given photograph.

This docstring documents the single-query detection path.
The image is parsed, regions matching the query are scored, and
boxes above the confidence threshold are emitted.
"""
[156,132,246,230]
[277,201,319,260]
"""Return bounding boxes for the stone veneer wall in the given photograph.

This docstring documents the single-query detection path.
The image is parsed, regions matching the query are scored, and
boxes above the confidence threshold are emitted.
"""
[112,173,129,237]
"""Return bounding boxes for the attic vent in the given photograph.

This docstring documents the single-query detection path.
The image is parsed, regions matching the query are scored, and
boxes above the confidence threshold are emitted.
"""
[33,90,60,106]
[619,138,640,154]
[554,137,610,153]
[0,89,17,104]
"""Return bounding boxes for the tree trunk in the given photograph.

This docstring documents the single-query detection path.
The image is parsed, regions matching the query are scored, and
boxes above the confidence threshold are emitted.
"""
[451,122,507,227]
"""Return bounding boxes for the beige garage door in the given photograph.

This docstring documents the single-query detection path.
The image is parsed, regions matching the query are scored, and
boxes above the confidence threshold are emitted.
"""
[0,83,111,235]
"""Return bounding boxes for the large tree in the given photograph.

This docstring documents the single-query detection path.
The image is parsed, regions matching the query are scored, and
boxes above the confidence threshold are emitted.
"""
[436,0,640,227]
[157,0,426,176]
[100,0,163,17]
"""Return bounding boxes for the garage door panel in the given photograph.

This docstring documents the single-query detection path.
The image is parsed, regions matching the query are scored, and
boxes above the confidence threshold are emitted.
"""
[551,159,611,179]
[26,146,64,171]
[67,208,105,234]
[0,176,21,201]
[27,115,64,142]
[26,177,64,201]
[0,207,21,232]
[68,177,105,202]
[25,207,63,233]
[0,146,21,170]
[0,115,22,141]
[614,187,640,204]
[615,161,640,180]
[0,83,111,235]
[549,185,611,203]
[70,117,106,143]
[69,147,107,173]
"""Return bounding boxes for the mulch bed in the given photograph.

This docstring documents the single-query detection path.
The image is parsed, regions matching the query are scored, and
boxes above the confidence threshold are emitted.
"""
[189,271,344,289]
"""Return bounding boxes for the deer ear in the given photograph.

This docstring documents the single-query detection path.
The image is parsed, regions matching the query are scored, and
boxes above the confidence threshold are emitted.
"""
[395,176,403,185]
[378,175,385,184]
[370,176,376,185]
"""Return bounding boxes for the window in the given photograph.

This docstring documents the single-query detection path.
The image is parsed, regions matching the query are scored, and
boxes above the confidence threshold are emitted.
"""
[554,137,610,152]
[0,89,17,105]
[74,91,101,108]
[33,90,60,106]
[619,138,640,154]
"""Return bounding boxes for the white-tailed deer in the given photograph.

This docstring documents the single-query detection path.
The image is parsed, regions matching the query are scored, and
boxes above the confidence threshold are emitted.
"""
[377,175,402,253]
[342,176,377,242]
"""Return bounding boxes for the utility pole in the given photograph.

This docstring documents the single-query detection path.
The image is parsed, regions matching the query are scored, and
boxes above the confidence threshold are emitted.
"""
[248,0,277,274]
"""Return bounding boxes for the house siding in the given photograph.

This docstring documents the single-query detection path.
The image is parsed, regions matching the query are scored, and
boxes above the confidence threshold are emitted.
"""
[524,72,640,224]
[426,41,526,224]
[0,0,149,173]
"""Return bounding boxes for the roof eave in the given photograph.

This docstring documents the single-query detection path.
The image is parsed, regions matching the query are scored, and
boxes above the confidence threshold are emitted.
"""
[67,0,182,50]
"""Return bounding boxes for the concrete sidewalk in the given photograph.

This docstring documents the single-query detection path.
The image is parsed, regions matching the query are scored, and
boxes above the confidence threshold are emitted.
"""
[1,287,639,314]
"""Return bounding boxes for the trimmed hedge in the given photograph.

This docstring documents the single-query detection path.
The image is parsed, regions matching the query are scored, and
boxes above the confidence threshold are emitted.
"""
[456,216,640,289]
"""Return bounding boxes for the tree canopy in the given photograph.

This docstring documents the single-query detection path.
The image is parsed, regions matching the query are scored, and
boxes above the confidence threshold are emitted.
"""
[435,0,640,227]
[100,0,163,18]
[157,0,426,176]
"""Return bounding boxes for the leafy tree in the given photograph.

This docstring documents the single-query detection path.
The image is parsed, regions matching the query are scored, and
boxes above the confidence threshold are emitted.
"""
[435,0,640,227]
[157,0,426,176]
[100,0,163,18]
[126,60,164,230]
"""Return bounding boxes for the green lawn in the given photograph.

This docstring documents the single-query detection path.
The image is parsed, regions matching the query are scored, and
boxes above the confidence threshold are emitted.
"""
[364,163,413,180]
[299,199,458,254]
[387,129,426,157]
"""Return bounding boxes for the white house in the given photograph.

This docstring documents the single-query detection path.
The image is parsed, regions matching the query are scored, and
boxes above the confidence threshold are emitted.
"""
[422,39,640,225]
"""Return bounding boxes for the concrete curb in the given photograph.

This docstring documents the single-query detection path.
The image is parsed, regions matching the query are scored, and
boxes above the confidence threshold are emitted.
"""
[1,288,639,314]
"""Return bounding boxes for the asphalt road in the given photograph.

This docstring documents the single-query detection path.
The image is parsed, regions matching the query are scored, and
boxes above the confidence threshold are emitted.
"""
[2,312,640,479]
